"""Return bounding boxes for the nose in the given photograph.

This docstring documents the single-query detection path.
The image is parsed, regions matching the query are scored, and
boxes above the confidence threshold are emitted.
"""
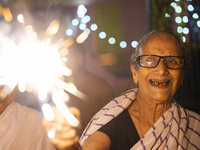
[156,58,169,75]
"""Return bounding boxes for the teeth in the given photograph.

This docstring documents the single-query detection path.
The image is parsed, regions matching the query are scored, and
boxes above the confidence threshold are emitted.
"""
[150,80,170,86]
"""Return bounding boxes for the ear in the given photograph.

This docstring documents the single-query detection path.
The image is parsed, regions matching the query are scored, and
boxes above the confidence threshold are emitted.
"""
[130,65,138,84]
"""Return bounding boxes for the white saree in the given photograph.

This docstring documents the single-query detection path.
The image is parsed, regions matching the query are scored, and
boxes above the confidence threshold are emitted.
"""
[80,88,200,150]
[0,101,55,150]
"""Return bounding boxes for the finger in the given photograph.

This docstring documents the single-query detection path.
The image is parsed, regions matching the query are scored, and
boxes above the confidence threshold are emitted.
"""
[50,135,79,150]
[55,128,77,139]
[69,107,81,120]
[42,118,52,133]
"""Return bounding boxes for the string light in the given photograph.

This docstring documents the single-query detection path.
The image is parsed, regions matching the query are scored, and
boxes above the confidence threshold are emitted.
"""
[108,37,116,45]
[169,1,199,42]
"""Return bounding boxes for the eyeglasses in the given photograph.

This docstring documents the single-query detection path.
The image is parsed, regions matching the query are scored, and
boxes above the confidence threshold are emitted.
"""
[136,55,185,69]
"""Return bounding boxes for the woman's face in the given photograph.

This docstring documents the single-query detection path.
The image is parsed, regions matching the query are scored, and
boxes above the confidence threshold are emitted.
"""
[131,35,184,103]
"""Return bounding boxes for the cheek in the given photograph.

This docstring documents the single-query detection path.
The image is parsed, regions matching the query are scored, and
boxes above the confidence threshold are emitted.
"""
[137,69,150,86]
[171,71,184,87]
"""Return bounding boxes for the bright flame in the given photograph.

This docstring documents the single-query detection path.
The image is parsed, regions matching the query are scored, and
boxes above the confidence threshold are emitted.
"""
[52,90,79,127]
[42,103,54,121]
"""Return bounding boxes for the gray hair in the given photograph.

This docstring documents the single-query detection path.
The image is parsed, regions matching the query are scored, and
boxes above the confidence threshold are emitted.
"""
[130,30,189,70]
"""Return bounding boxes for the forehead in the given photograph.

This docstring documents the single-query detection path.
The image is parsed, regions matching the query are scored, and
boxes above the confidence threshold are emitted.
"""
[141,34,182,56]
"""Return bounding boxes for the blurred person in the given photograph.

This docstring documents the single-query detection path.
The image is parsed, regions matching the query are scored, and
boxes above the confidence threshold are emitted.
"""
[64,42,114,133]
[43,30,200,150]
[0,85,55,150]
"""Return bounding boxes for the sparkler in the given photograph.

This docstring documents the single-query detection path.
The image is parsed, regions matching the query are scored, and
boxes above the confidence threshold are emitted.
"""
[0,2,89,138]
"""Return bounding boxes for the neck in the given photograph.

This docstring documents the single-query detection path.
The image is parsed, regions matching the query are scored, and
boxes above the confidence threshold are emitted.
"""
[134,92,172,124]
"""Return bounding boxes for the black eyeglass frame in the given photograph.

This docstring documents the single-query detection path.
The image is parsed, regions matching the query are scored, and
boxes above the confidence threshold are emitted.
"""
[136,55,185,70]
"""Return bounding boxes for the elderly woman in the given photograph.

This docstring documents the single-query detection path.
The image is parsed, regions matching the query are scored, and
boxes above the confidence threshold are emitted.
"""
[43,30,200,150]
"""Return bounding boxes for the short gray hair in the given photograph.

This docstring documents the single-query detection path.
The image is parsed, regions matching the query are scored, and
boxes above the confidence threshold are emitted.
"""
[130,30,189,70]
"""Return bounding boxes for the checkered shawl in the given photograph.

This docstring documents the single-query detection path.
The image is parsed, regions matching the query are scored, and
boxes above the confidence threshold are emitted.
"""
[79,88,200,150]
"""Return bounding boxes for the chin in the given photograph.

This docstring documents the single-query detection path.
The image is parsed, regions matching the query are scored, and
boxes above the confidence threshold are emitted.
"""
[150,94,173,103]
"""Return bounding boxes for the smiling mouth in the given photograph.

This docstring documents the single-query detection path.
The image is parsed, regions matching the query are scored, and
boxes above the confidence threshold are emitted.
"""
[150,79,170,86]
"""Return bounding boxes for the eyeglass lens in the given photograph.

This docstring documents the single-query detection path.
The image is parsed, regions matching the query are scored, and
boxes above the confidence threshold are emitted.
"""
[139,55,184,69]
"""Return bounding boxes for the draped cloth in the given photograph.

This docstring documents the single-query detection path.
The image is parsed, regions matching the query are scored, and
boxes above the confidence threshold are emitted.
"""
[80,88,200,150]
[0,101,55,150]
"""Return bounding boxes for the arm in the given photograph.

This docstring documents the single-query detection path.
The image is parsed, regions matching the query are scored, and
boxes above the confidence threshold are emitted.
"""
[81,131,111,150]
[42,107,111,150]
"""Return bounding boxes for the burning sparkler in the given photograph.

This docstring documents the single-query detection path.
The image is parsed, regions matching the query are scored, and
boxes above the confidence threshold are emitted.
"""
[0,2,89,138]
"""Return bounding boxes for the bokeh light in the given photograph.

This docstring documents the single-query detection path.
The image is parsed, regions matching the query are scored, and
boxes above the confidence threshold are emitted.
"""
[91,24,98,31]
[175,6,182,13]
[108,37,116,45]
[17,14,24,23]
[192,13,199,19]
[131,41,138,48]
[175,16,182,23]
[99,32,106,39]
[72,19,79,26]
[79,23,86,30]
[119,41,127,48]
[183,27,189,34]
[84,28,90,34]
[183,16,189,23]
[188,4,194,12]
[66,29,73,36]
[177,26,183,33]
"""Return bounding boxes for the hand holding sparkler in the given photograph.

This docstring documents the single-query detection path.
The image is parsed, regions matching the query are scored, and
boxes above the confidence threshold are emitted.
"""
[42,106,81,150]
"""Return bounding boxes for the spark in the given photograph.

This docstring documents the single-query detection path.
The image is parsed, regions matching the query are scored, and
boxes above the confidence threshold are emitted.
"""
[0,3,89,138]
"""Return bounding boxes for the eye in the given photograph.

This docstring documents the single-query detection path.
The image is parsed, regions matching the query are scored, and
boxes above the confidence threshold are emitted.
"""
[168,59,177,63]
[167,57,181,65]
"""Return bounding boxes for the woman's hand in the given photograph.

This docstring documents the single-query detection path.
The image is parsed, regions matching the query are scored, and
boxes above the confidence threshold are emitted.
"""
[42,106,81,150]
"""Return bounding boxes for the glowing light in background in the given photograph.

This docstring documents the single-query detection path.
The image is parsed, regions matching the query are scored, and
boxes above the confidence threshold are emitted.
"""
[192,13,199,19]
[183,27,189,34]
[175,6,182,13]
[81,15,91,23]
[66,29,73,36]
[175,16,182,23]
[170,2,177,9]
[183,16,189,23]
[165,13,170,17]
[25,25,33,34]
[2,7,13,22]
[84,28,90,34]
[131,41,138,48]
[17,14,24,23]
[188,4,194,11]
[108,37,116,45]
[99,32,106,39]
[79,23,86,30]
[77,5,87,18]
[182,36,186,42]
[177,26,183,33]
[76,32,89,43]
[72,19,79,26]
[197,20,200,27]
[120,41,127,48]
[45,20,60,36]
[91,24,98,31]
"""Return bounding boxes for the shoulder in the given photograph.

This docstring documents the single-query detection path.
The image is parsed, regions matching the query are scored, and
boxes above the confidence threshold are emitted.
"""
[185,109,200,121]
[14,102,44,124]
